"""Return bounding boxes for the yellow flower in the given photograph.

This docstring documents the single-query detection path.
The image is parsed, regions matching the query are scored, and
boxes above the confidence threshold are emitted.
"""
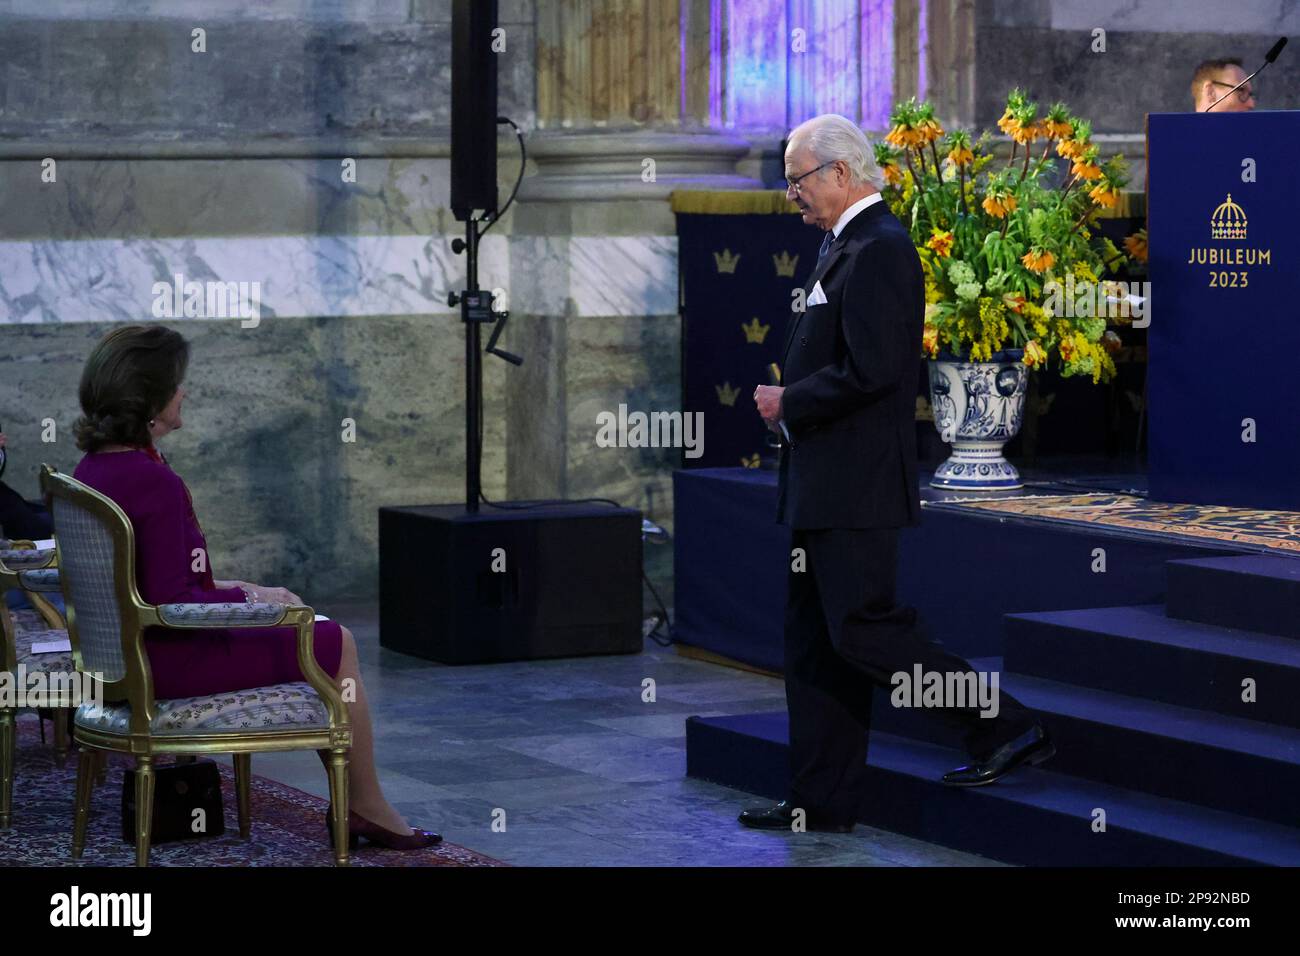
[1059,335,1077,361]
[982,193,1017,219]
[1071,159,1103,180]
[1056,138,1084,160]
[1021,248,1055,273]
[1089,183,1121,208]
[1023,340,1047,367]
[997,110,1020,136]
[1011,120,1043,145]
[922,323,940,357]
[948,145,974,167]
[1001,293,1027,313]
[886,124,923,149]
[1124,229,1148,263]
[1043,119,1073,140]
[927,229,955,258]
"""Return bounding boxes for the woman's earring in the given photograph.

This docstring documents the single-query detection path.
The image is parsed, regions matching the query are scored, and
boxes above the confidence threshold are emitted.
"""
[149,419,156,427]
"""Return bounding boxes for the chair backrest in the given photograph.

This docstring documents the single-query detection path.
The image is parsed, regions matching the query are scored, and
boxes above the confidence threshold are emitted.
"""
[39,464,145,688]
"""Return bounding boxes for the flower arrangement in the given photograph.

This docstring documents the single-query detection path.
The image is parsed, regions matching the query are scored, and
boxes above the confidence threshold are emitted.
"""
[878,91,1142,383]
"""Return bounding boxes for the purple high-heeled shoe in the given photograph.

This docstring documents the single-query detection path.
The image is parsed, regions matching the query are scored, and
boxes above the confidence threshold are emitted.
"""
[325,805,442,850]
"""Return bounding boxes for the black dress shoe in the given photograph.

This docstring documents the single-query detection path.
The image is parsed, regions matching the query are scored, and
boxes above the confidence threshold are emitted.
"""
[942,725,1055,787]
[737,800,854,833]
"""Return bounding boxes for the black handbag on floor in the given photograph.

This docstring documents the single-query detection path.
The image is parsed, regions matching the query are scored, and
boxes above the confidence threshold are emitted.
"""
[122,759,226,844]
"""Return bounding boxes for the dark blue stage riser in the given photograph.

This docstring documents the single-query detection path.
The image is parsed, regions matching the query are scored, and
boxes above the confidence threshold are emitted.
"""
[1166,556,1300,640]
[868,672,1300,829]
[1004,606,1300,730]
[686,717,1300,866]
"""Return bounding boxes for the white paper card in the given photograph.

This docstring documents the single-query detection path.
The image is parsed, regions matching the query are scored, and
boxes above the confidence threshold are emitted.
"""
[31,638,72,654]
[33,539,55,550]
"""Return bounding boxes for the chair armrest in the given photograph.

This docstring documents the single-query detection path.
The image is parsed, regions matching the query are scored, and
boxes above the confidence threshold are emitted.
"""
[0,548,55,570]
[17,567,61,591]
[0,539,37,550]
[156,602,290,628]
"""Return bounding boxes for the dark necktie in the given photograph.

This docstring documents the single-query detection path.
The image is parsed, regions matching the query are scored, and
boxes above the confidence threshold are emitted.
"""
[817,230,833,265]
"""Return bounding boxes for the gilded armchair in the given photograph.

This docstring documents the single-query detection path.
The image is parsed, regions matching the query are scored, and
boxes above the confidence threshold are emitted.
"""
[39,464,353,866]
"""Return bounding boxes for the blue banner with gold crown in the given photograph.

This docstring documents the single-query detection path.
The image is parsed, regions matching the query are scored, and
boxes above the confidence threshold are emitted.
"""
[673,191,823,470]
[1148,111,1300,510]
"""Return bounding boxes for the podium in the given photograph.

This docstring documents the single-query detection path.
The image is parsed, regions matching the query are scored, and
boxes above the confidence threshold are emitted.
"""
[1147,111,1300,511]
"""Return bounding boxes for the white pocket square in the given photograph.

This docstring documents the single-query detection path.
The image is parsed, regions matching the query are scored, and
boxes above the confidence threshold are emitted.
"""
[806,280,828,306]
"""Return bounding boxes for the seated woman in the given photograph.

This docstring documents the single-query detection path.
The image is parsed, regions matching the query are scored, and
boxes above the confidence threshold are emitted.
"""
[71,324,438,851]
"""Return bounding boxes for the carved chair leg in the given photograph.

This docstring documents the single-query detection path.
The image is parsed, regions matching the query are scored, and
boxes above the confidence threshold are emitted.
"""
[51,708,71,769]
[326,749,350,867]
[233,753,252,839]
[0,710,14,829]
[71,747,96,857]
[133,755,155,867]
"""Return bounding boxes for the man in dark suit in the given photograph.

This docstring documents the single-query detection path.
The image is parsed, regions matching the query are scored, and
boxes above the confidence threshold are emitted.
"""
[741,114,1054,832]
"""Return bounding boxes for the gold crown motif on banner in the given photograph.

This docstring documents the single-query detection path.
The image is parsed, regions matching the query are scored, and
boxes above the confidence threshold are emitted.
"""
[742,317,770,344]
[1210,193,1247,240]
[713,248,741,273]
[772,251,799,277]
[715,381,740,406]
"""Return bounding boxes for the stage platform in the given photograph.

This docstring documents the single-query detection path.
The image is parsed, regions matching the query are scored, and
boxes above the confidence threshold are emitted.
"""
[676,459,1300,865]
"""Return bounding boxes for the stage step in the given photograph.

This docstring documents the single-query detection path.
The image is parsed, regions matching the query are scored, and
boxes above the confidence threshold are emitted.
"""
[1003,604,1300,729]
[1166,554,1300,639]
[871,671,1300,828]
[686,712,1300,866]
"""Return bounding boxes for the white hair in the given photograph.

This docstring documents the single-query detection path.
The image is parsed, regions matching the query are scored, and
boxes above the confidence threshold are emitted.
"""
[787,114,884,190]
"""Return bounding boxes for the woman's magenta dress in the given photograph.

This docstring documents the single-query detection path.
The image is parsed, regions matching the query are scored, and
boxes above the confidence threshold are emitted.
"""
[73,448,343,699]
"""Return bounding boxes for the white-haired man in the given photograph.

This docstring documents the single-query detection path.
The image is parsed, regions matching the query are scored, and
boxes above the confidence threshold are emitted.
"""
[742,114,1052,832]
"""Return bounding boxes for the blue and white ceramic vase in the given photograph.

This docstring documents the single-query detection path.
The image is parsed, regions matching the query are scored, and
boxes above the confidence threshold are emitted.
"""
[927,349,1027,490]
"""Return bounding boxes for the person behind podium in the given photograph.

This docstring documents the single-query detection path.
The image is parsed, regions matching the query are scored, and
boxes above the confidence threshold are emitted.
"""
[742,115,1053,832]
[1191,57,1256,111]
[70,324,439,850]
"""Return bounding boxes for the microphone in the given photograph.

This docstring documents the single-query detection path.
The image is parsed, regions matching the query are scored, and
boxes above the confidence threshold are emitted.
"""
[1207,37,1287,111]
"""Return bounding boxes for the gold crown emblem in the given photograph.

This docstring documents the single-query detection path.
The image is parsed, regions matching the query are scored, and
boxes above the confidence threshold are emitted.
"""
[715,381,739,406]
[740,453,761,468]
[772,250,799,278]
[713,248,741,273]
[1210,193,1247,240]
[742,317,770,344]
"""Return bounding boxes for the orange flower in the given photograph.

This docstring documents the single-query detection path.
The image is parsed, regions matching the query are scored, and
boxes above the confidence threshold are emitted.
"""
[1089,183,1121,208]
[922,323,940,357]
[1002,293,1027,313]
[1071,159,1103,180]
[1056,138,1085,160]
[1124,229,1148,263]
[1043,119,1073,140]
[997,110,1020,136]
[1011,120,1043,145]
[982,193,1017,219]
[886,124,923,149]
[1021,248,1055,273]
[948,145,974,167]
[883,162,904,186]
[926,229,955,258]
[1023,340,1047,367]
[1059,336,1076,361]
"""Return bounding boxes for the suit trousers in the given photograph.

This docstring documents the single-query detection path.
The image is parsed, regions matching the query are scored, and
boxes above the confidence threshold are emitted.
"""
[784,526,1036,822]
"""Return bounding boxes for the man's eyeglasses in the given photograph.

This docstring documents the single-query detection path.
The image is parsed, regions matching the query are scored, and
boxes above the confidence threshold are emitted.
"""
[785,161,833,193]
[1210,80,1256,103]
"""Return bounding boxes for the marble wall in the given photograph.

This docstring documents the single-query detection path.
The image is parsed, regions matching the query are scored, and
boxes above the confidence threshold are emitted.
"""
[0,0,680,605]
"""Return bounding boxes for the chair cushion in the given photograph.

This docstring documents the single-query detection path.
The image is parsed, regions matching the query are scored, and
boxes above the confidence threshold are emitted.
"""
[0,548,55,570]
[16,568,60,592]
[74,681,330,736]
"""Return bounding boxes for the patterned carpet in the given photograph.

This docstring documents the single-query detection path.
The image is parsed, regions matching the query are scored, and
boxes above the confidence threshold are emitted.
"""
[0,714,504,867]
[924,493,1300,554]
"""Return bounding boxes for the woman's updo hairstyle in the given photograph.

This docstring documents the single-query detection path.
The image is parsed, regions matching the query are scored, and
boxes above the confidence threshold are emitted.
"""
[74,325,190,453]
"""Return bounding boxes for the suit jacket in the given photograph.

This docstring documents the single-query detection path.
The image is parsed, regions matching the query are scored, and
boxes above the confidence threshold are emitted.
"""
[775,200,924,529]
